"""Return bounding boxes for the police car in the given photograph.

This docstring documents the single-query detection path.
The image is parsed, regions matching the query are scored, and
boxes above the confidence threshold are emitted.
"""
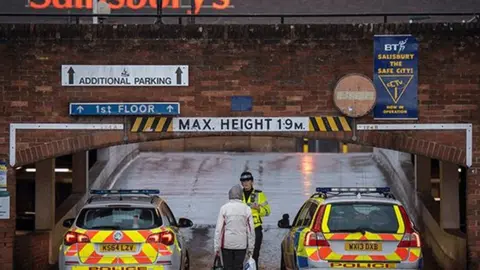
[277,187,423,269]
[58,189,194,270]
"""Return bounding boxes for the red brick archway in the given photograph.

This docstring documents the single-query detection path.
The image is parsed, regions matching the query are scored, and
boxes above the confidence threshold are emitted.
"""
[12,129,467,167]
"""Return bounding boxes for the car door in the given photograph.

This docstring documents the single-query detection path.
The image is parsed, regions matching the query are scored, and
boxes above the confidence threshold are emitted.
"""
[160,202,183,269]
[284,201,311,269]
[294,201,320,267]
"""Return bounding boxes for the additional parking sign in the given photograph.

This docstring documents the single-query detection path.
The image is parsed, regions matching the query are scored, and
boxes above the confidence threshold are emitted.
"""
[61,65,189,86]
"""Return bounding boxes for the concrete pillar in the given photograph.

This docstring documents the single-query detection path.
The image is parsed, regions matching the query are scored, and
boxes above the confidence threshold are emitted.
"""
[35,158,55,230]
[415,155,432,195]
[72,151,88,194]
[440,161,460,230]
[97,147,110,161]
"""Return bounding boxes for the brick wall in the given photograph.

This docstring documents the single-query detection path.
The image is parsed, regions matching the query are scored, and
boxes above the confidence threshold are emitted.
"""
[14,232,50,270]
[0,23,479,268]
[0,24,478,165]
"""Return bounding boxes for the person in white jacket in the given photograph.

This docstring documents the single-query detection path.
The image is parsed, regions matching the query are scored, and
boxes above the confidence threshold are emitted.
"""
[214,184,255,270]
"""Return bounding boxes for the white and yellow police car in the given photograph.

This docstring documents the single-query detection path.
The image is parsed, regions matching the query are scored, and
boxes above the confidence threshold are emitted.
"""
[58,189,194,270]
[277,187,423,269]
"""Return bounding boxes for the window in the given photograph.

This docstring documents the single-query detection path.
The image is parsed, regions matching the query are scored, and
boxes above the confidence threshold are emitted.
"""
[326,203,400,233]
[301,202,318,227]
[293,201,312,227]
[161,203,178,227]
[75,207,162,230]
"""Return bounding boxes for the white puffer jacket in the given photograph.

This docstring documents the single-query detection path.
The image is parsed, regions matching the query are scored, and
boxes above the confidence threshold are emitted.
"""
[214,186,255,254]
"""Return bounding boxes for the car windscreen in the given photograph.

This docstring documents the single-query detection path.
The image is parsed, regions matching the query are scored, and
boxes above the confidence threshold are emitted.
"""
[326,202,400,234]
[75,207,162,230]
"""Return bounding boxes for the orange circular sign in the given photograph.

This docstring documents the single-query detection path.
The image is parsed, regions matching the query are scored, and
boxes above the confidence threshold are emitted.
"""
[333,73,376,118]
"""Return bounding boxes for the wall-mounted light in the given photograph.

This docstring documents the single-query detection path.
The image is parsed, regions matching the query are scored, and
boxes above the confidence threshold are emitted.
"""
[25,168,71,173]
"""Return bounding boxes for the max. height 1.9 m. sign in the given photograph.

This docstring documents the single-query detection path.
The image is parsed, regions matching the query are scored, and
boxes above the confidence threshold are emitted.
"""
[130,116,353,133]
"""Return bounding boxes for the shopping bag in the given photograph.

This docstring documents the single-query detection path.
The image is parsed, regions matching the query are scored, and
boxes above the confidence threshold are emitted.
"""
[244,256,256,270]
[212,253,224,270]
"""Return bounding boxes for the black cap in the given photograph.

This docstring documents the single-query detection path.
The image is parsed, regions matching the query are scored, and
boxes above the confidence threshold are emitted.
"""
[240,171,254,181]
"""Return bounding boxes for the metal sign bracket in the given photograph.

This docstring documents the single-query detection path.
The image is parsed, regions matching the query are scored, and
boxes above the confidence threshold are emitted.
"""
[356,123,473,167]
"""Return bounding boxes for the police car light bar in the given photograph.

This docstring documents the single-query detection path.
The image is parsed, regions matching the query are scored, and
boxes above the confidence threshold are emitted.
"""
[315,187,390,193]
[89,189,160,195]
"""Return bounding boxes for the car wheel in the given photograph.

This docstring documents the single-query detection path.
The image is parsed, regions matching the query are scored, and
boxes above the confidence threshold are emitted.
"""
[183,251,190,270]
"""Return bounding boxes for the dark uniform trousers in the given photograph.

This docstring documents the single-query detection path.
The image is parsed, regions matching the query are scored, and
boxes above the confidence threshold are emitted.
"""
[253,226,263,267]
[242,188,270,269]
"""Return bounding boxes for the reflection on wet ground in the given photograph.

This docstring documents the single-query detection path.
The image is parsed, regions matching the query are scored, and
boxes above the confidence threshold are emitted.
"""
[112,152,392,269]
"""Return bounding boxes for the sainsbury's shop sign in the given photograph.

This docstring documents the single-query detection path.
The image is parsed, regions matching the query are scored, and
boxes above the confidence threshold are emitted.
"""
[29,0,231,14]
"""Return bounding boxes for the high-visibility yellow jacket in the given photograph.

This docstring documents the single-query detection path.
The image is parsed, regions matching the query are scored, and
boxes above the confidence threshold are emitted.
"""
[242,188,271,228]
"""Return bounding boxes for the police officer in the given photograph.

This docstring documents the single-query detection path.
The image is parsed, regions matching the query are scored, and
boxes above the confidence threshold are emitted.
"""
[239,171,271,269]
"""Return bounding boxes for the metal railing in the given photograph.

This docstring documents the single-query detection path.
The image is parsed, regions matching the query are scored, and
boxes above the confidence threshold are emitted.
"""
[0,12,478,25]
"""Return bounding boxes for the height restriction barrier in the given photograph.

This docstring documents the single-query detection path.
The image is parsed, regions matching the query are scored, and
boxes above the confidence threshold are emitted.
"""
[130,116,353,133]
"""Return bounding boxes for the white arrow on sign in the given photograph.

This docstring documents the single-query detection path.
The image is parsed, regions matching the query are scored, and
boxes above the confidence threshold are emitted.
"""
[167,105,174,112]
[77,106,84,113]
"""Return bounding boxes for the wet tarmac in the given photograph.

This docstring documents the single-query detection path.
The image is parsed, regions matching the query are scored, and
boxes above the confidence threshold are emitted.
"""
[111,152,437,270]
[111,152,387,227]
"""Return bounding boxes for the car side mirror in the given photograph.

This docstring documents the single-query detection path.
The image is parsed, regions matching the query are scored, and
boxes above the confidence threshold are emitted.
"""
[277,213,291,229]
[178,218,193,228]
[62,218,75,228]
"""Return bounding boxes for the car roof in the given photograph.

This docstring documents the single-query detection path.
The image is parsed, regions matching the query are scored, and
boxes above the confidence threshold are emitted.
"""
[309,191,402,206]
[321,195,402,205]
[83,194,164,208]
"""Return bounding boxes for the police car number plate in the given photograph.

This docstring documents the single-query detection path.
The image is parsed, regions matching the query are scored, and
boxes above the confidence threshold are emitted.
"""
[100,244,136,252]
[344,242,382,251]
[330,262,396,268]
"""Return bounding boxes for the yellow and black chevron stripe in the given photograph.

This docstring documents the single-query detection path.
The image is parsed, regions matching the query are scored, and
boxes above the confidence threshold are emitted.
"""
[131,117,173,132]
[308,116,352,132]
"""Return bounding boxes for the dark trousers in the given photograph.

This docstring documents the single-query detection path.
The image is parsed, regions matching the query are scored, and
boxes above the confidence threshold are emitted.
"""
[221,248,247,270]
[253,226,263,268]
